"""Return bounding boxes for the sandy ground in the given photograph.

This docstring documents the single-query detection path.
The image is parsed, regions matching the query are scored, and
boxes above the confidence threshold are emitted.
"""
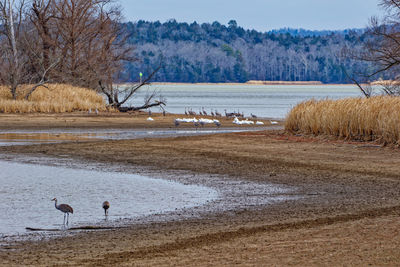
[1,114,400,266]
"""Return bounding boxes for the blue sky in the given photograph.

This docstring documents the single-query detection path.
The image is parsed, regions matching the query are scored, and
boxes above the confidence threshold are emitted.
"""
[119,0,382,31]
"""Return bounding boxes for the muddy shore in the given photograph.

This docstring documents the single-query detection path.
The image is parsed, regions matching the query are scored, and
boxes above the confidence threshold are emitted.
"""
[1,114,400,266]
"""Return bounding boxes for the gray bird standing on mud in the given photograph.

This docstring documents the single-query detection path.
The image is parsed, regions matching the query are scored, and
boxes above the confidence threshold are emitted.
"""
[103,201,110,216]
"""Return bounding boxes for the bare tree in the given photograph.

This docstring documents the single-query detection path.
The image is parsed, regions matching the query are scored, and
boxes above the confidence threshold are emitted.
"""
[351,0,400,94]
[0,0,25,99]
[27,0,164,110]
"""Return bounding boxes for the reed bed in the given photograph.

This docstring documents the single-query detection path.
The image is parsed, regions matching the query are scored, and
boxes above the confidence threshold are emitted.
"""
[285,96,400,145]
[0,84,107,113]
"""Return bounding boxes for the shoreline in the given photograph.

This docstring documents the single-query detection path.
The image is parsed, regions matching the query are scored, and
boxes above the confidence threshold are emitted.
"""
[0,113,282,130]
[0,152,296,245]
[1,120,400,265]
[150,81,357,86]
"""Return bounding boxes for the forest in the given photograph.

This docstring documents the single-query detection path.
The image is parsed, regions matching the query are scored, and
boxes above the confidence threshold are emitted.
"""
[122,20,376,84]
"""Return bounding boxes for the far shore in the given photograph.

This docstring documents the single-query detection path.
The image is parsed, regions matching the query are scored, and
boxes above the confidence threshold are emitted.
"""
[151,81,322,86]
[150,81,359,86]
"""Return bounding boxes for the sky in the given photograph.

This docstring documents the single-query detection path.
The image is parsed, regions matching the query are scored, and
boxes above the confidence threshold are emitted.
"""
[118,0,383,32]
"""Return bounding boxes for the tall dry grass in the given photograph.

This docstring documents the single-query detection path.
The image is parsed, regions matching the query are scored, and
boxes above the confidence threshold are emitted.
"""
[285,96,400,144]
[0,84,107,113]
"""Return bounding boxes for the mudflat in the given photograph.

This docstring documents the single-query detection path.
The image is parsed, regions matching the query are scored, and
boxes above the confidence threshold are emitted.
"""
[1,114,400,266]
[0,112,278,130]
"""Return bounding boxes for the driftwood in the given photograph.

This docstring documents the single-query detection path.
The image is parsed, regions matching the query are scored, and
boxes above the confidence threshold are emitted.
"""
[118,100,166,112]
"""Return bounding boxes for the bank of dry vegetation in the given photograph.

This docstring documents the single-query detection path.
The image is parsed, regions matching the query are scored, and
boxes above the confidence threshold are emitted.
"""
[0,84,107,113]
[285,96,400,144]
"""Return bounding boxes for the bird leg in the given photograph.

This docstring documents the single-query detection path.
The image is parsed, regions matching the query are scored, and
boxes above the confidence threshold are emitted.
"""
[63,213,66,226]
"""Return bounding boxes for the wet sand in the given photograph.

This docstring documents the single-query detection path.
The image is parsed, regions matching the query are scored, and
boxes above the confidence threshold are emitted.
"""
[1,114,400,266]
[0,112,280,130]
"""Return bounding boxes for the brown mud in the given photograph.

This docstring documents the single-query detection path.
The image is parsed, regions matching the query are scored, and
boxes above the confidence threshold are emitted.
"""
[0,114,400,266]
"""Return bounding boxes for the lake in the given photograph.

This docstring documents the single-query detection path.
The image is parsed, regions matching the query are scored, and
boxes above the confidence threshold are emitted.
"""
[125,84,361,119]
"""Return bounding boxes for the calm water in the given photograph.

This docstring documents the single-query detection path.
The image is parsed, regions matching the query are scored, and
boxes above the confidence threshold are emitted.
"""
[126,84,361,119]
[0,161,218,237]
[0,128,273,146]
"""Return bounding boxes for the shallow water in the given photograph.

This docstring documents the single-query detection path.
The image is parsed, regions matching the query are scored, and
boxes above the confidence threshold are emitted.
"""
[0,160,218,237]
[0,128,275,146]
[125,84,361,119]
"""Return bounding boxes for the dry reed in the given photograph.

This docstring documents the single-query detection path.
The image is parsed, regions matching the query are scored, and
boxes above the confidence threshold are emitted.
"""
[0,84,107,113]
[285,96,400,145]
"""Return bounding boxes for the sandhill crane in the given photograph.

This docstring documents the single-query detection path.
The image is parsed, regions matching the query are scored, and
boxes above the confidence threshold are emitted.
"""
[52,198,73,226]
[148,109,152,116]
[95,108,99,115]
[193,120,200,129]
[215,110,221,117]
[88,108,92,114]
[163,110,166,116]
[225,109,234,118]
[251,113,257,119]
[214,120,221,128]
[199,120,205,127]
[102,201,110,216]
[211,109,215,117]
[185,108,188,116]
[174,119,180,127]
[202,107,208,116]
[189,109,196,116]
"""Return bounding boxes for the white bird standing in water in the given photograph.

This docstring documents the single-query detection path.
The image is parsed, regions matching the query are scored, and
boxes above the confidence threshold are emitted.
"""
[102,201,110,216]
[51,198,73,226]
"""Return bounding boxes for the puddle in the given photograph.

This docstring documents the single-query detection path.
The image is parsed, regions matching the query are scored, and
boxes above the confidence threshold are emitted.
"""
[0,160,218,239]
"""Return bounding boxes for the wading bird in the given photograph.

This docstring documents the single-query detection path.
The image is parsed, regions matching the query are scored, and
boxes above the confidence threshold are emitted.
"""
[102,201,110,216]
[51,198,73,226]
[174,119,180,127]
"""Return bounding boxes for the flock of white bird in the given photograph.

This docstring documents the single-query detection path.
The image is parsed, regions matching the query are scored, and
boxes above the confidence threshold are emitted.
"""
[146,116,278,127]
[173,117,221,127]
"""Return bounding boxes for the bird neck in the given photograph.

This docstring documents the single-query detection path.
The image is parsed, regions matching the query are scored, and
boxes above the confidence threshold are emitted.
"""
[54,200,58,208]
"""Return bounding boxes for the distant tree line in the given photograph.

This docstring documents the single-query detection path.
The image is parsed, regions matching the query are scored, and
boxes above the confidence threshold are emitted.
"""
[122,19,381,84]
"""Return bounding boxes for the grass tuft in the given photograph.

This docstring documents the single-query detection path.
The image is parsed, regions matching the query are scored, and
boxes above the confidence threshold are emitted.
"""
[285,96,400,145]
[0,84,107,113]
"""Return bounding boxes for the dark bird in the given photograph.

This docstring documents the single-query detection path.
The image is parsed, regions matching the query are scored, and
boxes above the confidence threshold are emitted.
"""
[102,201,110,216]
[251,113,257,119]
[174,119,180,127]
[51,198,73,226]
